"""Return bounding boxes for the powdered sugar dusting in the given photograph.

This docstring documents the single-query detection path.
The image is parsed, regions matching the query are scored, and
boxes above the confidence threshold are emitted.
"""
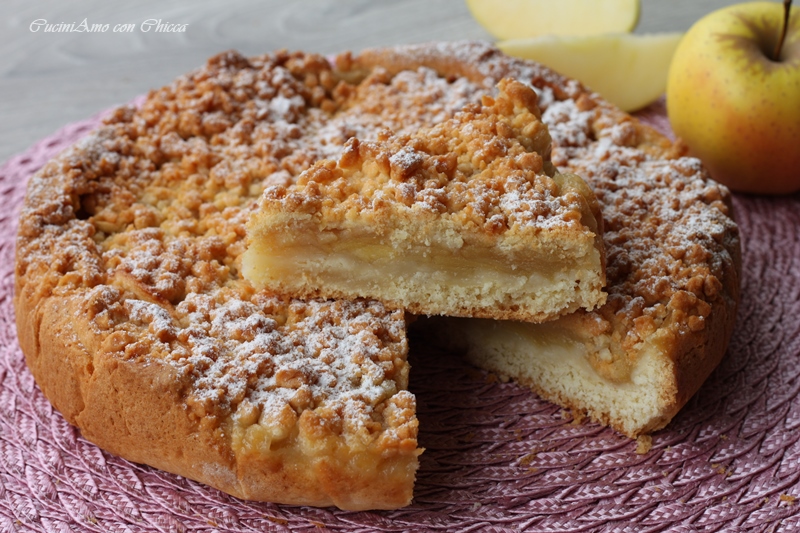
[178,295,405,414]
[125,299,176,341]
[315,67,485,159]
[388,147,425,171]
[539,95,738,343]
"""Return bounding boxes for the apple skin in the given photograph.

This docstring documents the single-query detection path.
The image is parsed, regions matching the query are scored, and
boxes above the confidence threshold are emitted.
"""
[666,2,800,194]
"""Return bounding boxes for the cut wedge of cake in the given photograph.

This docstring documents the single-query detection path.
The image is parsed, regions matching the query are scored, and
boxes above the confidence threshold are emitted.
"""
[243,79,606,322]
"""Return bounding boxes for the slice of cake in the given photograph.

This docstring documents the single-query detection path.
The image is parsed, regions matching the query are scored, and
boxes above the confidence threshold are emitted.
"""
[243,79,606,323]
[348,42,739,438]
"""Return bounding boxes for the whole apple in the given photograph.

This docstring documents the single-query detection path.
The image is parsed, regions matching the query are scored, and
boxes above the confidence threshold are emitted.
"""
[667,1,800,194]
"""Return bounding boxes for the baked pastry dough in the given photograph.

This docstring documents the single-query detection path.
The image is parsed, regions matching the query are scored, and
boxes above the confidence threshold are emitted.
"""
[244,78,606,322]
[14,42,740,510]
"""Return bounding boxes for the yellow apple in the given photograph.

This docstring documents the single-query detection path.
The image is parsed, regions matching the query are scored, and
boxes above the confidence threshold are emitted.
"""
[466,0,640,40]
[499,33,683,112]
[667,1,800,194]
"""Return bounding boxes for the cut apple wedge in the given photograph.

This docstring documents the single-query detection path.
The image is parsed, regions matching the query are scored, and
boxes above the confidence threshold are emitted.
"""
[499,32,684,112]
[467,0,640,40]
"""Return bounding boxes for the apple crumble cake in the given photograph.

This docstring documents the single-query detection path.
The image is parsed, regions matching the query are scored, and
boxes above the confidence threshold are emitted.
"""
[244,78,606,322]
[14,41,740,510]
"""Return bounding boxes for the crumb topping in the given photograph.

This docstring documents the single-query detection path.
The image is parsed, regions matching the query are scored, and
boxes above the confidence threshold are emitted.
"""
[258,78,599,241]
[542,98,737,339]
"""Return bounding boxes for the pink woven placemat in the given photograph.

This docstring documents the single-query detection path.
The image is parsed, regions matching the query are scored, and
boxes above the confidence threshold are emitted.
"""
[2,102,800,533]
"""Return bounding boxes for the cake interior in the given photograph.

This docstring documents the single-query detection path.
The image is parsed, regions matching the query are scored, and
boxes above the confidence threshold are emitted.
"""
[244,219,604,321]
[429,317,676,438]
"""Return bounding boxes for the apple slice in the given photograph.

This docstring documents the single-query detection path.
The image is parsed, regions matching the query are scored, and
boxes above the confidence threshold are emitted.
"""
[466,0,640,40]
[499,32,683,112]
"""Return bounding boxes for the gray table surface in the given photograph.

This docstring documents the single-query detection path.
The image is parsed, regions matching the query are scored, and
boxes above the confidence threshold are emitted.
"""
[1,0,741,166]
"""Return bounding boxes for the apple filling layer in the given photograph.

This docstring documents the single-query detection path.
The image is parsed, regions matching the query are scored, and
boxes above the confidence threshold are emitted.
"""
[244,230,604,321]
[245,79,606,322]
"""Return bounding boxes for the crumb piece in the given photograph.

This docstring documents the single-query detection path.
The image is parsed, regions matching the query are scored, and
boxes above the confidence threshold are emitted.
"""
[712,463,733,477]
[635,435,652,454]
